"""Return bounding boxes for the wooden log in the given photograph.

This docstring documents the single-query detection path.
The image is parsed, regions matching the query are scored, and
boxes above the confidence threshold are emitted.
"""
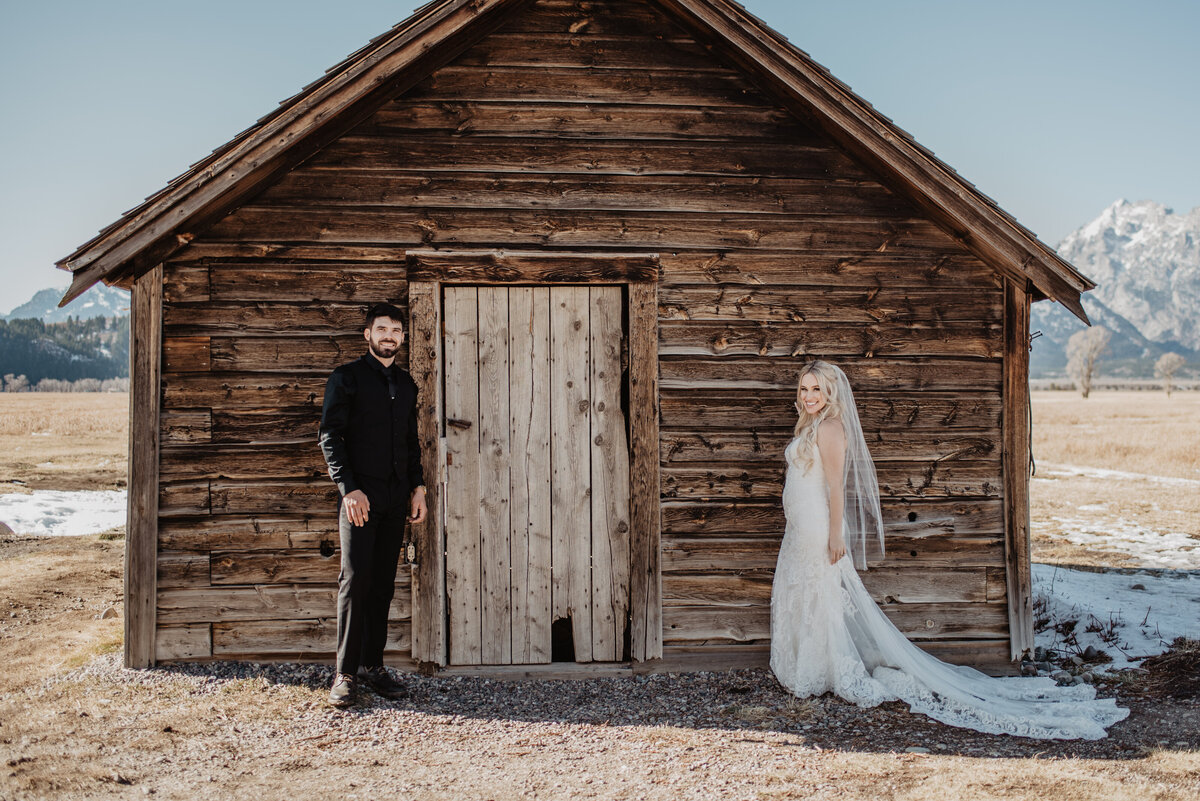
[660,497,1005,536]
[411,65,766,106]
[164,301,367,335]
[550,286,593,661]
[161,410,212,444]
[211,408,320,443]
[158,481,210,516]
[449,31,719,71]
[265,171,899,217]
[304,136,853,179]
[212,619,411,656]
[158,516,338,552]
[589,286,631,661]
[163,374,326,410]
[627,281,661,661]
[162,264,210,303]
[163,336,211,372]
[658,252,999,289]
[407,249,658,284]
[499,0,684,37]
[659,429,999,464]
[364,101,813,141]
[660,390,1002,430]
[210,550,341,585]
[661,462,1001,501]
[408,279,446,666]
[209,206,961,255]
[443,287,483,665]
[662,601,1009,643]
[201,264,406,302]
[661,534,1005,571]
[644,640,1016,674]
[477,287,513,665]
[658,357,1002,392]
[155,623,212,661]
[158,585,408,624]
[508,287,553,664]
[657,321,1003,358]
[208,480,338,514]
[206,335,371,374]
[172,243,402,264]
[157,552,210,588]
[159,443,326,481]
[661,567,988,606]
[1003,279,1034,658]
[658,286,1001,324]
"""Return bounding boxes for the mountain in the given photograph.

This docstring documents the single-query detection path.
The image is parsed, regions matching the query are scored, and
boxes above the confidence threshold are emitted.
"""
[3,283,128,322]
[1030,200,1200,377]
[1058,199,1200,349]
[0,316,129,384]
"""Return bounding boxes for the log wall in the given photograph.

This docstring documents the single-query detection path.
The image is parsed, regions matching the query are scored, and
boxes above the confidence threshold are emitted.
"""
[153,0,1014,669]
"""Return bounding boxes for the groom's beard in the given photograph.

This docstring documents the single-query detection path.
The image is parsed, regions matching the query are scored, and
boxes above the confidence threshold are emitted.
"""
[369,338,399,360]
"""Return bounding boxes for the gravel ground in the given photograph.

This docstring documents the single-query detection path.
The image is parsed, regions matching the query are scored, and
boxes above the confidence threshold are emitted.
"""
[4,653,1197,801]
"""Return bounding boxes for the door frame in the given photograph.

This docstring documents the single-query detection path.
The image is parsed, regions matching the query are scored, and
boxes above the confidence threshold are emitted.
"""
[405,250,661,669]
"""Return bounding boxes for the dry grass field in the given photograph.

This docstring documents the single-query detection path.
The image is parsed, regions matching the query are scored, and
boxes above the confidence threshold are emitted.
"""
[1030,390,1200,568]
[1,391,1198,800]
[0,392,128,492]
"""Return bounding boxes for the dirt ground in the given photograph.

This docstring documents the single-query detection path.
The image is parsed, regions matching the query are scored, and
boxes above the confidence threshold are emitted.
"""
[1,392,1198,800]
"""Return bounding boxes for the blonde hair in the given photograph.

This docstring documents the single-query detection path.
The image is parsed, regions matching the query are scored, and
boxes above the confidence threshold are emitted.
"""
[792,360,845,470]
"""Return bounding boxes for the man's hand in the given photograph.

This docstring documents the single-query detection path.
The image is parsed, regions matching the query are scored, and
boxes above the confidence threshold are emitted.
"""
[342,490,370,527]
[409,487,428,524]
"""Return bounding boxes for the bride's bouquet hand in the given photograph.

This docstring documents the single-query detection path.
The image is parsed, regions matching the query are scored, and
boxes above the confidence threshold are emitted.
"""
[828,533,846,564]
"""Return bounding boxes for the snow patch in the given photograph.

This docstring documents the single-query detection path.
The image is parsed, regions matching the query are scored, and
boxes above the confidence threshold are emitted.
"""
[0,490,126,537]
[1038,461,1200,488]
[1033,563,1200,671]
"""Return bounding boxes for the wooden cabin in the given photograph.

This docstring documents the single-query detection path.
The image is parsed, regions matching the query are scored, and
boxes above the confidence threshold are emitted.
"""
[58,0,1093,675]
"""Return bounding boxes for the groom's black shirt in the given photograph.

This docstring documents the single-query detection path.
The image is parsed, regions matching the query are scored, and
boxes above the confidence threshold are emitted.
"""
[318,352,424,500]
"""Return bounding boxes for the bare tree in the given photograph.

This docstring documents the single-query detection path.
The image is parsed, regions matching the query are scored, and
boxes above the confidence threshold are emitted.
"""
[1066,326,1110,399]
[3,373,29,393]
[1155,352,1187,397]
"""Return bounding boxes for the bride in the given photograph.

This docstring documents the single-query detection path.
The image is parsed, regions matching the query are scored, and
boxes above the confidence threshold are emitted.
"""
[770,360,1128,739]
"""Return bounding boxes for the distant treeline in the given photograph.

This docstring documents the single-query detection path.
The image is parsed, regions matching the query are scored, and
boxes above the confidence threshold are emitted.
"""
[0,316,129,385]
[2,374,129,392]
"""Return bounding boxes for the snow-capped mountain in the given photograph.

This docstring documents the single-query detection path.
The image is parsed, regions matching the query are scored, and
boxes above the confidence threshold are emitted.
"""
[3,283,128,322]
[1030,200,1200,376]
[1058,199,1200,350]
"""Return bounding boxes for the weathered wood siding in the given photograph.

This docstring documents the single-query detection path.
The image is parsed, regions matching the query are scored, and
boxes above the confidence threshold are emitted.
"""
[155,0,1011,668]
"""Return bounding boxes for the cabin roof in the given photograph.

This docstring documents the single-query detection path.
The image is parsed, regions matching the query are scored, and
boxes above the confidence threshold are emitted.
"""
[57,0,1093,322]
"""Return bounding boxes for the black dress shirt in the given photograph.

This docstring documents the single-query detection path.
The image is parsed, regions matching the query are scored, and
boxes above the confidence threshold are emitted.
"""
[318,352,424,499]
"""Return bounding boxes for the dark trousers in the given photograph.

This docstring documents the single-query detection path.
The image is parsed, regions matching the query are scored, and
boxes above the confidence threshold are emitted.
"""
[335,475,409,676]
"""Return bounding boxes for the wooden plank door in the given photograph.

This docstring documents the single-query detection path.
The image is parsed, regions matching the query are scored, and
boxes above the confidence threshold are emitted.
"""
[442,285,630,665]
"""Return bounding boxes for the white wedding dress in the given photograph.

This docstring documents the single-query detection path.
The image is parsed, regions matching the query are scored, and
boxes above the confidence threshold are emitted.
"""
[770,437,1129,740]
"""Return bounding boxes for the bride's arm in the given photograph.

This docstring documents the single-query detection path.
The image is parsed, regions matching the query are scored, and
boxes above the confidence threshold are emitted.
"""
[816,420,847,564]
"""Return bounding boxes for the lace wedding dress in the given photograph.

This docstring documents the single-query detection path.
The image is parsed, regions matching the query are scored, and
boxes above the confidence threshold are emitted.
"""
[770,437,1129,740]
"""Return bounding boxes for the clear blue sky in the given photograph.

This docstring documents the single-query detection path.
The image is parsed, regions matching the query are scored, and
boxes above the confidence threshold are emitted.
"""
[2,0,1198,314]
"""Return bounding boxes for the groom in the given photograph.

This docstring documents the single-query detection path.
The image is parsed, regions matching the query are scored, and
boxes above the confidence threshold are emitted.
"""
[318,302,428,706]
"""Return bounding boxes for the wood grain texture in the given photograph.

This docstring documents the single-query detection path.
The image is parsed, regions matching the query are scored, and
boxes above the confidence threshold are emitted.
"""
[508,287,553,663]
[444,287,483,665]
[1003,279,1034,658]
[157,516,338,552]
[156,623,212,661]
[550,286,593,661]
[588,286,631,661]
[213,620,411,656]
[477,287,513,664]
[408,280,446,665]
[127,265,162,668]
[627,281,662,661]
[158,584,408,624]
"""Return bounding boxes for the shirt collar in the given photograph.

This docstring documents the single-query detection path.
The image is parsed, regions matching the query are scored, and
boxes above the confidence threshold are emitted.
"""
[363,351,395,373]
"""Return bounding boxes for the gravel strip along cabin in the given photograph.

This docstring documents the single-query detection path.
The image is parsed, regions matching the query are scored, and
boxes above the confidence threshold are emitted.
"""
[57,0,1093,676]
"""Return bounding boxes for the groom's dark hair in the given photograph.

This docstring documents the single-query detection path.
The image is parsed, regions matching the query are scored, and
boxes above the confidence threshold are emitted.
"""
[365,302,406,329]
